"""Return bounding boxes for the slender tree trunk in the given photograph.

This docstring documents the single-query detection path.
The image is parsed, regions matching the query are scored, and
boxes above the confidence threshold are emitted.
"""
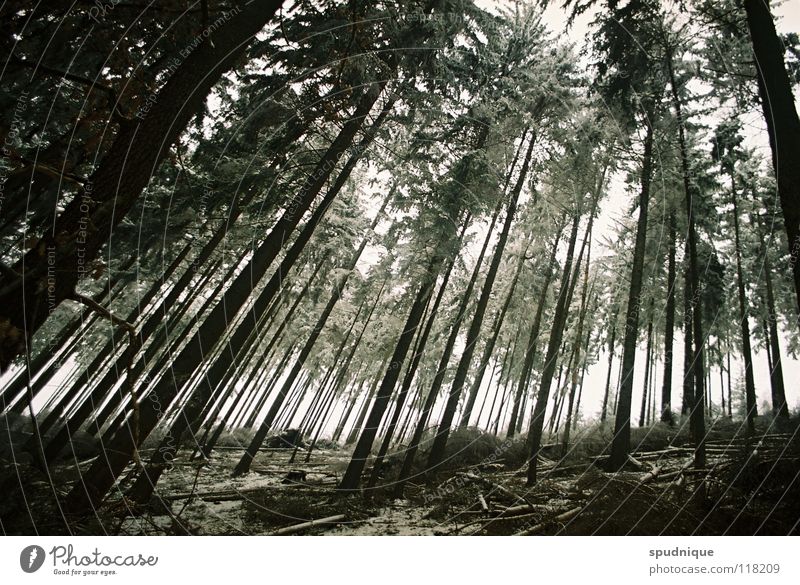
[730,175,757,433]
[754,212,790,418]
[608,111,655,470]
[345,362,387,446]
[718,347,726,420]
[367,227,465,486]
[561,245,593,457]
[613,356,624,416]
[639,309,654,427]
[85,255,231,437]
[192,257,324,451]
[601,318,617,423]
[338,252,443,491]
[332,379,366,443]
[726,350,733,418]
[667,48,706,468]
[661,214,676,424]
[459,237,528,429]
[0,254,135,412]
[426,136,535,471]
[506,223,564,436]
[682,268,694,416]
[525,213,582,486]
[548,361,568,437]
[393,198,507,493]
[573,328,592,432]
[485,336,515,430]
[203,346,293,456]
[239,346,298,430]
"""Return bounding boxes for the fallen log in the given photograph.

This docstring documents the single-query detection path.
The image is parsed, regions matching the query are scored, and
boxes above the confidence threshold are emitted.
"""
[627,454,648,471]
[496,503,551,517]
[267,514,347,536]
[516,506,583,535]
[478,493,489,514]
[456,472,534,507]
[636,465,662,486]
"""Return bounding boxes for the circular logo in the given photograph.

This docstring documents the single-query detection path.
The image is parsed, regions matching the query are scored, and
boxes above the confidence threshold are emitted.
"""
[20,545,46,573]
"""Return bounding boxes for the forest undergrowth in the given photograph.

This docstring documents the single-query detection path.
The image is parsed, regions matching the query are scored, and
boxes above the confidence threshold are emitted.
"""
[2,415,797,536]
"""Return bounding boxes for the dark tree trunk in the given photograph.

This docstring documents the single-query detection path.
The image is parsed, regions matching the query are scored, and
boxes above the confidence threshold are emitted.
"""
[744,0,800,318]
[639,308,654,428]
[191,257,324,455]
[238,346,298,430]
[459,236,528,429]
[392,197,506,492]
[506,223,564,437]
[0,253,135,412]
[332,379,366,443]
[525,213,581,486]
[682,268,694,417]
[344,361,387,446]
[426,136,535,471]
[4,273,128,417]
[661,214,676,424]
[0,1,286,370]
[157,89,393,487]
[561,244,592,457]
[64,82,384,514]
[730,175,758,433]
[338,252,443,491]
[726,350,733,418]
[600,314,618,423]
[546,364,566,436]
[367,223,466,487]
[667,48,706,468]
[754,212,790,418]
[609,113,655,470]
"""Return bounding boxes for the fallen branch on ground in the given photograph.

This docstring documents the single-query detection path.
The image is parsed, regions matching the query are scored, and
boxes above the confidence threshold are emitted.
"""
[267,514,347,535]
[515,506,583,535]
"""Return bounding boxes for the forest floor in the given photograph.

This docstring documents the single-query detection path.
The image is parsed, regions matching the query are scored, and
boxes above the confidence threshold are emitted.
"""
[2,416,800,535]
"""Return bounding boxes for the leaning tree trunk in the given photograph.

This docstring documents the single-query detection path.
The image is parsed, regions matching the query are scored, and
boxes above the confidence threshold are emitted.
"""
[460,238,527,430]
[337,251,444,492]
[743,0,800,319]
[193,262,323,456]
[230,181,395,478]
[608,110,654,471]
[459,140,541,431]
[64,82,384,514]
[681,266,694,416]
[367,222,467,487]
[753,210,789,418]
[600,313,617,424]
[525,213,581,486]
[638,310,654,428]
[667,48,706,468]
[507,222,564,436]
[0,1,286,370]
[392,202,506,493]
[561,240,593,457]
[426,135,535,472]
[0,253,136,412]
[2,262,131,416]
[344,360,387,446]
